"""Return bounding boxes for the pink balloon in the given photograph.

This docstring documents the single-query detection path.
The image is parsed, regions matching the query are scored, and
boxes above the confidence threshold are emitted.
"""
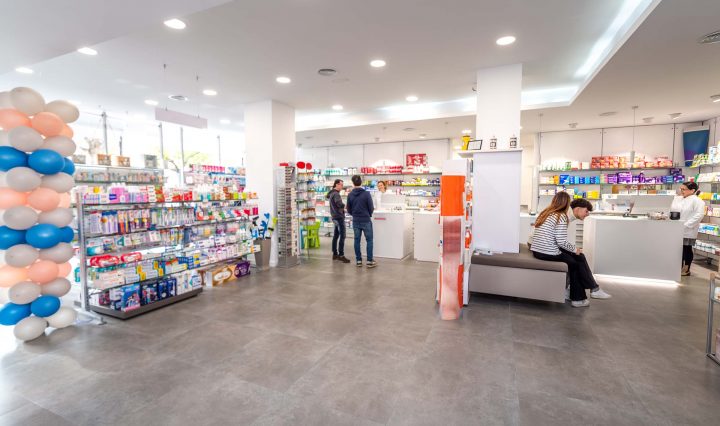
[57,262,72,278]
[31,112,64,137]
[58,192,72,208]
[27,260,59,284]
[27,187,60,211]
[59,124,73,138]
[0,266,28,287]
[0,188,28,209]
[0,109,31,130]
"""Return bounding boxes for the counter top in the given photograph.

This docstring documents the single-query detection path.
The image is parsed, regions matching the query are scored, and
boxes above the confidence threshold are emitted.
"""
[589,216,681,224]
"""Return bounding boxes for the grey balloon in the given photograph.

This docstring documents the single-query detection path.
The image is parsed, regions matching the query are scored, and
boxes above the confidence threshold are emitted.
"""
[9,126,44,152]
[39,242,74,263]
[41,277,71,297]
[5,244,39,267]
[45,100,80,124]
[13,316,47,341]
[46,306,77,328]
[3,206,39,230]
[40,173,74,193]
[6,167,41,192]
[38,208,73,228]
[42,136,77,157]
[8,281,41,305]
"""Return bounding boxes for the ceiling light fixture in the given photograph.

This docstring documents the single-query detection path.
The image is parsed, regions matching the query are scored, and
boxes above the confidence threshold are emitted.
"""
[164,18,186,30]
[406,95,419,102]
[332,104,344,111]
[419,134,427,139]
[642,117,653,123]
[462,129,472,135]
[77,47,98,56]
[220,119,231,125]
[318,68,337,76]
[599,111,617,117]
[403,127,415,132]
[144,99,159,106]
[168,94,188,102]
[370,59,386,68]
[276,76,291,84]
[670,112,682,119]
[496,35,516,46]
[699,30,720,45]
[15,67,33,74]
[202,89,217,96]
[569,123,578,129]
[711,94,720,103]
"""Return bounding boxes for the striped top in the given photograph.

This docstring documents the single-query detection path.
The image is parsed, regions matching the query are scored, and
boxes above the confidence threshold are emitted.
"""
[530,213,576,255]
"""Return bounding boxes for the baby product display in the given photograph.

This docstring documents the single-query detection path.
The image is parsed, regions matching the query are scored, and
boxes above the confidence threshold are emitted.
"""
[0,86,79,342]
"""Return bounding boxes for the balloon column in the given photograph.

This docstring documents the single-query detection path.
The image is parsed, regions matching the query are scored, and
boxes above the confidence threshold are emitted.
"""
[0,87,78,341]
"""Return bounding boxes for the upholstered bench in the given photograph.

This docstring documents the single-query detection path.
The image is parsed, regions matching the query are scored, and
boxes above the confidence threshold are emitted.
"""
[469,245,567,303]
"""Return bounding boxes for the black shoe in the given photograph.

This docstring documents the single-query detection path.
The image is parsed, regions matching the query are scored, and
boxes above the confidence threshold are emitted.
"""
[332,255,339,260]
[337,255,350,263]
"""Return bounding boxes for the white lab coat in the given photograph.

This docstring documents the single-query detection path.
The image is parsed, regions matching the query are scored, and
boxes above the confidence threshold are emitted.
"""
[671,194,705,239]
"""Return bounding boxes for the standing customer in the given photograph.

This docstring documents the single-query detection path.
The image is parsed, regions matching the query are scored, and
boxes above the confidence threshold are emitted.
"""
[530,192,607,307]
[347,175,376,268]
[673,182,705,276]
[326,179,350,263]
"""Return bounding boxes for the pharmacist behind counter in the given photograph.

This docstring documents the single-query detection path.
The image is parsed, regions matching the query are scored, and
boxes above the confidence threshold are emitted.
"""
[671,182,705,276]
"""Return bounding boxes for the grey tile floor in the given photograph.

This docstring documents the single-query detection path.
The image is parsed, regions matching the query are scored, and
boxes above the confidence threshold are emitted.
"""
[2,250,720,425]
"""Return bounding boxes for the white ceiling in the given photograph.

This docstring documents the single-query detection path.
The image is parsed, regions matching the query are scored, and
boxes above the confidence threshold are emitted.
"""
[0,0,656,133]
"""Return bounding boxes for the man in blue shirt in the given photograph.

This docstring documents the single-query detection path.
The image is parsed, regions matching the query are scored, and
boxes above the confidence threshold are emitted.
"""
[346,175,376,268]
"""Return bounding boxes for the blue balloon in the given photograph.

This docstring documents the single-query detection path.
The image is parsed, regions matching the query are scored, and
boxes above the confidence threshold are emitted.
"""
[0,226,25,249]
[25,224,61,249]
[0,146,28,171]
[0,303,32,326]
[28,149,64,174]
[58,226,74,243]
[30,295,60,317]
[61,158,75,176]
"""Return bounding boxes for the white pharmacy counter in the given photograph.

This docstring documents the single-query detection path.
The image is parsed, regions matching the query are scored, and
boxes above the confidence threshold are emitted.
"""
[582,216,683,282]
[372,210,413,259]
[413,211,440,262]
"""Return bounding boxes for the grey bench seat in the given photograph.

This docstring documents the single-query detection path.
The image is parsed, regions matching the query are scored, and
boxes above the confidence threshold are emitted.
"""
[469,245,567,303]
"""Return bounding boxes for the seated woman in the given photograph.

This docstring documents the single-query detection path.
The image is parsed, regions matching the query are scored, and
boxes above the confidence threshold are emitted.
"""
[530,192,611,307]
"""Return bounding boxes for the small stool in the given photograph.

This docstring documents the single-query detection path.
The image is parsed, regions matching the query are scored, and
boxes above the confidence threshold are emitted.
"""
[303,222,321,249]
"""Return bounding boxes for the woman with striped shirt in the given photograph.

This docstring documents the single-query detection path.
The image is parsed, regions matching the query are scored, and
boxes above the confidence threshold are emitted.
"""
[530,192,610,307]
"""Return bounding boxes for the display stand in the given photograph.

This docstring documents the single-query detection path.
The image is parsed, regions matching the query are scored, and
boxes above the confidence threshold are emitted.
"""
[296,170,317,255]
[76,198,260,319]
[707,273,720,366]
[275,166,300,267]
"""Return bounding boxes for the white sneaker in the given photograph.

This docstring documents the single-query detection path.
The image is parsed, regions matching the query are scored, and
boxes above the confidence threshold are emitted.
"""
[571,299,590,308]
[590,288,612,299]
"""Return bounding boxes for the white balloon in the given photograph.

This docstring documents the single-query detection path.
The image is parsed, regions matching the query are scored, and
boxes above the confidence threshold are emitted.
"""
[42,136,76,157]
[8,281,41,305]
[38,208,73,228]
[0,287,9,304]
[6,167,41,191]
[0,91,13,109]
[13,316,47,341]
[0,130,10,146]
[10,87,45,116]
[3,206,39,230]
[8,126,44,152]
[41,277,72,297]
[0,209,4,227]
[0,171,6,186]
[44,100,79,124]
[45,306,77,328]
[39,243,74,263]
[5,244,39,267]
[40,173,74,193]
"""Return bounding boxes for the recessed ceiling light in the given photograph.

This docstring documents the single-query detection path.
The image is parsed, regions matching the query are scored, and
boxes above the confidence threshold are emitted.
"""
[318,68,337,76]
[220,119,231,125]
[670,112,682,119]
[496,36,516,46]
[144,99,159,106]
[164,18,186,30]
[462,129,472,135]
[77,47,98,56]
[599,111,617,117]
[203,89,217,96]
[276,76,291,84]
[711,94,720,103]
[699,30,720,45]
[403,127,415,132]
[419,134,427,139]
[519,126,523,130]
[406,95,419,102]
[168,94,188,102]
[332,104,344,111]
[370,59,386,68]
[642,117,653,123]
[15,67,33,74]
[569,123,578,129]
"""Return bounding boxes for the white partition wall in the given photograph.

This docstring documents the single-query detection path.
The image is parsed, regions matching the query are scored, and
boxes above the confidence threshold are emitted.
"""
[297,139,450,169]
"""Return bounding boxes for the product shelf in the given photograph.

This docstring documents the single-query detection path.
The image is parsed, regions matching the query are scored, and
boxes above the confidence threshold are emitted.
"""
[85,216,251,239]
[539,167,679,173]
[82,199,249,208]
[87,238,256,265]
[89,288,202,320]
[539,183,677,186]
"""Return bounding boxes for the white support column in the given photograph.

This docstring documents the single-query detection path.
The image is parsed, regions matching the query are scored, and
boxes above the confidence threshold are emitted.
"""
[244,100,296,217]
[473,64,522,253]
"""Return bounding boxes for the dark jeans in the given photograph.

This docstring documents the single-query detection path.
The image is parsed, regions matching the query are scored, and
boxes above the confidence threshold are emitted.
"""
[682,242,695,269]
[532,250,597,301]
[353,221,373,262]
[331,219,346,256]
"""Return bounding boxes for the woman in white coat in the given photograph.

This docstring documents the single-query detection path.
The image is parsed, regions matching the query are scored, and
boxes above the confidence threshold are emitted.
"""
[673,182,705,276]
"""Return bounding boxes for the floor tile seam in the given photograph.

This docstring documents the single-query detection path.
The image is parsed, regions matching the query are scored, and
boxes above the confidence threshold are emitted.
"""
[0,401,77,426]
